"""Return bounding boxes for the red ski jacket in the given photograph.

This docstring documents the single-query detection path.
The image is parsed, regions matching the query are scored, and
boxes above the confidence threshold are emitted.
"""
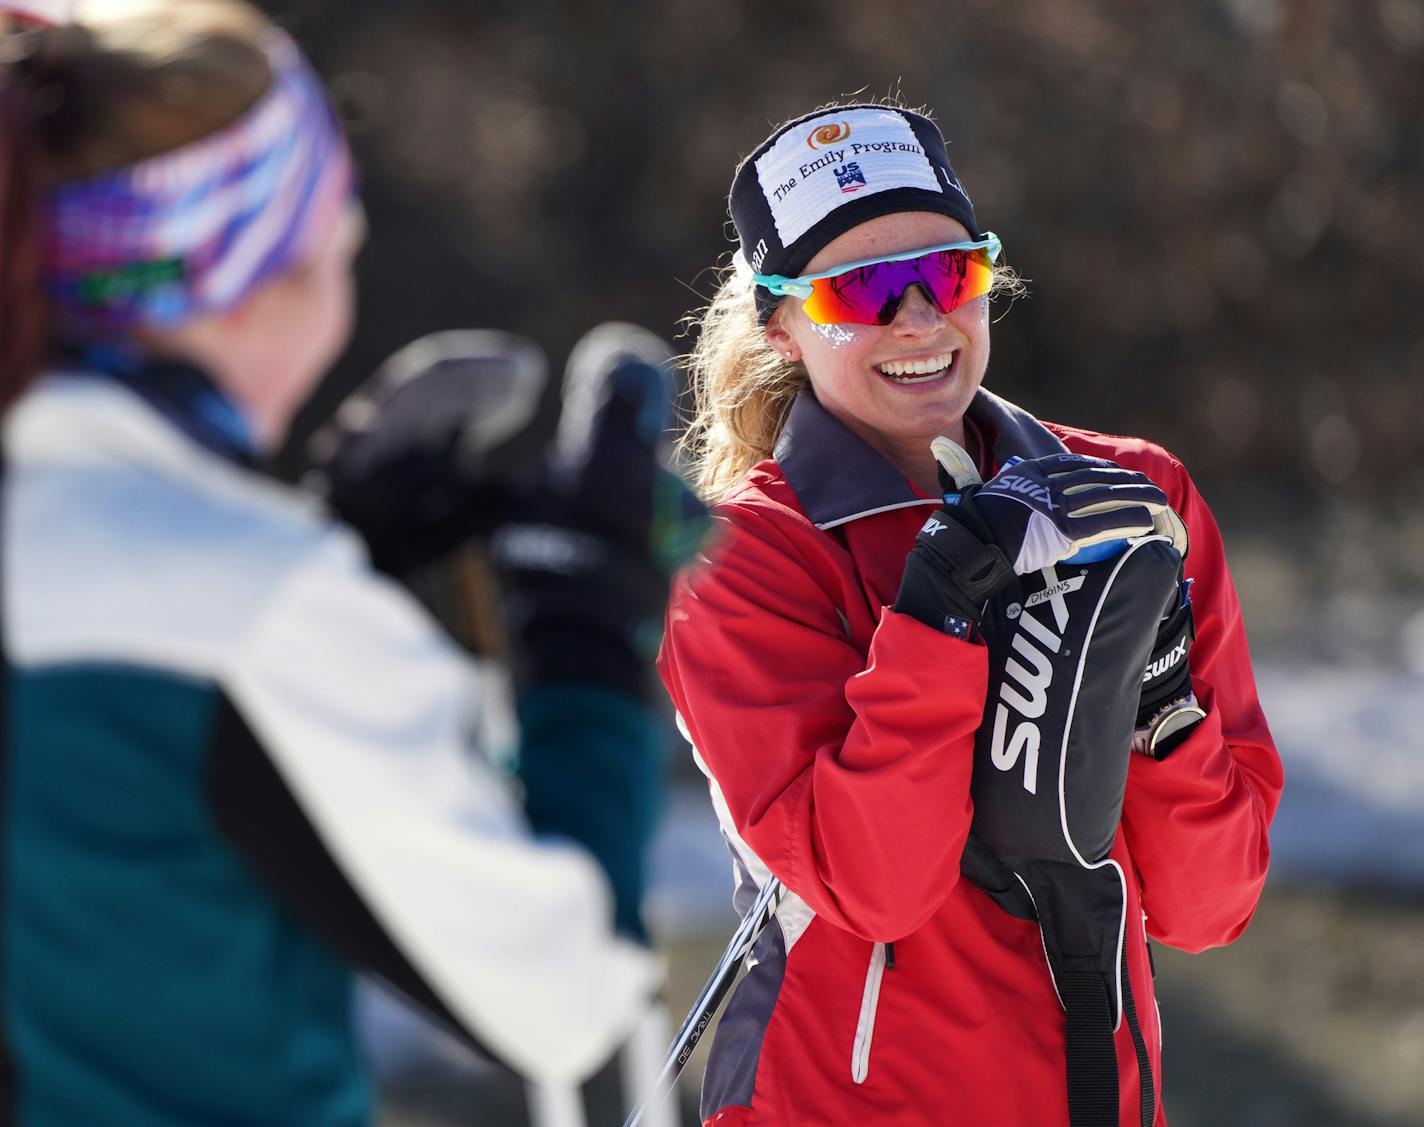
[658,389,1283,1126]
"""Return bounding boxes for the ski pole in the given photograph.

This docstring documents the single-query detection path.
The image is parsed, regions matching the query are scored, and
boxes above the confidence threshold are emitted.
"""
[623,876,785,1127]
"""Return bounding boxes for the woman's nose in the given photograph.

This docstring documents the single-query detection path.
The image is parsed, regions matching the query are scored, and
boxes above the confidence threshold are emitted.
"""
[890,285,944,336]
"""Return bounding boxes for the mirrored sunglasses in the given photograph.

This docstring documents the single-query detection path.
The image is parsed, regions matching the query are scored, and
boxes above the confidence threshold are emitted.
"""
[754,234,1002,326]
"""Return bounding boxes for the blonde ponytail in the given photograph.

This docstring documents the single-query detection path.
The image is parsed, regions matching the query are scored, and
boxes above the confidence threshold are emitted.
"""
[678,261,805,503]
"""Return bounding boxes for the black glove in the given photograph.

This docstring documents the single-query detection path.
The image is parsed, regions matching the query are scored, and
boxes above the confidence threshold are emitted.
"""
[894,446,1169,637]
[493,323,708,943]
[310,330,550,578]
[893,506,1015,638]
[969,453,1169,573]
[1132,573,1206,759]
[491,322,708,698]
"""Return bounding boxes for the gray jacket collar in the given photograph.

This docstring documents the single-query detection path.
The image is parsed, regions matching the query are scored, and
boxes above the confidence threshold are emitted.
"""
[773,386,1067,530]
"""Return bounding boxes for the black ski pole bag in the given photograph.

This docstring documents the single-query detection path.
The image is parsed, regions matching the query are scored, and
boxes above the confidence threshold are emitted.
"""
[971,541,1180,867]
[968,541,1182,1127]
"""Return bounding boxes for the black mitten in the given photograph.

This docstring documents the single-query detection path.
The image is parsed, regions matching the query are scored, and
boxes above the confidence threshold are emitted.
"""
[495,324,709,941]
[311,330,550,578]
[491,323,708,699]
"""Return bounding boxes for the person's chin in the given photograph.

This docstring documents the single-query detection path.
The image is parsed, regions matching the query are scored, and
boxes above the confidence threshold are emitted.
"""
[901,393,978,443]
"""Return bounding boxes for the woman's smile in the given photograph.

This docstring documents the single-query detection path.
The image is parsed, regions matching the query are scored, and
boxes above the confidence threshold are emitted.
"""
[875,349,957,385]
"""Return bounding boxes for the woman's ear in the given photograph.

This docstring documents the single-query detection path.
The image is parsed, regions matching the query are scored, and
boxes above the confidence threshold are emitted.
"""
[763,309,800,363]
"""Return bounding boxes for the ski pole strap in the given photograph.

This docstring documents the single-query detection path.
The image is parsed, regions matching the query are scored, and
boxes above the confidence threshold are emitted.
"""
[1006,861,1157,1127]
[1121,946,1156,1127]
[1061,972,1120,1127]
[1060,958,1156,1127]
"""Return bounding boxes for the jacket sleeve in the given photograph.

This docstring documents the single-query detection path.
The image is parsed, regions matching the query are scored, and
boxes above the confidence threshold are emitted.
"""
[658,500,988,942]
[1119,456,1285,953]
[214,527,657,1084]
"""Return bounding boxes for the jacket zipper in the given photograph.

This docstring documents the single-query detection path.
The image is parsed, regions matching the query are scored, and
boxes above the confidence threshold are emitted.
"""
[851,942,892,1084]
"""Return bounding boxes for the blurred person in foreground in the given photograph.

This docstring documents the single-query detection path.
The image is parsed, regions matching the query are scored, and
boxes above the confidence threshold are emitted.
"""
[659,102,1285,1125]
[0,1,698,1122]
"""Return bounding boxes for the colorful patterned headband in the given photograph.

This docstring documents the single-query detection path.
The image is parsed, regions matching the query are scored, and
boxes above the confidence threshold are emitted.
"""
[41,29,354,334]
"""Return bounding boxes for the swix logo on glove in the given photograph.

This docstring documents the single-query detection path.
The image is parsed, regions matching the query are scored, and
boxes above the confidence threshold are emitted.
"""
[1143,633,1189,684]
[985,474,1059,511]
[921,516,949,537]
[970,453,1166,577]
[990,579,1071,795]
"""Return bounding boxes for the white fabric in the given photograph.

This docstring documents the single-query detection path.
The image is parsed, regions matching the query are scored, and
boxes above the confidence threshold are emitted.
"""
[3,374,657,1082]
[683,719,815,954]
[754,108,944,247]
[228,537,656,1081]
[1014,509,1075,576]
[0,0,73,23]
[4,374,329,674]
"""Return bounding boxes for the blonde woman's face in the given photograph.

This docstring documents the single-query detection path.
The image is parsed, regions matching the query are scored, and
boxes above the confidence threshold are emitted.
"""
[764,211,991,465]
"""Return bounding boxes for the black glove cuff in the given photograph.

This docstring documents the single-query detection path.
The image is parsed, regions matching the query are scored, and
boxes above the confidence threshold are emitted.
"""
[1137,598,1195,725]
[513,617,647,699]
[893,509,1015,636]
[495,524,661,699]
[917,507,1017,607]
[893,550,980,636]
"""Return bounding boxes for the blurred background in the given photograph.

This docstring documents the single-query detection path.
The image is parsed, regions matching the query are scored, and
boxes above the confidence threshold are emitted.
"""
[258,0,1424,1123]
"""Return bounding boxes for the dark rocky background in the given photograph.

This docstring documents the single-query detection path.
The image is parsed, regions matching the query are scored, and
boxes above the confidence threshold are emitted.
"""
[264,1,1424,664]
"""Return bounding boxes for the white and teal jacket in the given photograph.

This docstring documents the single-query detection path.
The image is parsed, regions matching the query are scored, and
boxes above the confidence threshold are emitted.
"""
[0,371,656,1125]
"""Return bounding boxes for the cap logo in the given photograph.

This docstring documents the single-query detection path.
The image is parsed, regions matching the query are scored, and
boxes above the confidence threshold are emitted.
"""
[806,121,851,149]
[733,104,980,318]
[834,162,867,193]
[754,108,942,245]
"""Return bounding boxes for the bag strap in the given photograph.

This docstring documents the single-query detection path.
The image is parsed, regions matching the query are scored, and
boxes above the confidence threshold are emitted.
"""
[1061,971,1120,1126]
[1121,946,1156,1127]
[1059,957,1156,1127]
[1015,860,1156,1127]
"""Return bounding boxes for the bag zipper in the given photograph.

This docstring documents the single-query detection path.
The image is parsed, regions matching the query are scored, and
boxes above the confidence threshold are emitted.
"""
[851,941,892,1084]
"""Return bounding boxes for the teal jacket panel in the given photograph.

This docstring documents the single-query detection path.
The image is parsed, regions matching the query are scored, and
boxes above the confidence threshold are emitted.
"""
[4,665,367,1126]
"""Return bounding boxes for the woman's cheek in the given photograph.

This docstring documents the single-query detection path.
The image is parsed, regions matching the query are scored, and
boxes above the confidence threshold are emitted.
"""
[807,321,873,350]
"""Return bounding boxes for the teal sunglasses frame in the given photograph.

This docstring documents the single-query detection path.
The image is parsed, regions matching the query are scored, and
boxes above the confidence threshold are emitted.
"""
[752,232,1003,300]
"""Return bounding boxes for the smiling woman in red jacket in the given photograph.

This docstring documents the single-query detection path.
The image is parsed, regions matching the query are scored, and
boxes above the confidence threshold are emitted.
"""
[659,102,1284,1127]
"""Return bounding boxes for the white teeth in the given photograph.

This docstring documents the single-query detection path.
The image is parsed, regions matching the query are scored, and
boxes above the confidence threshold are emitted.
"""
[878,353,954,381]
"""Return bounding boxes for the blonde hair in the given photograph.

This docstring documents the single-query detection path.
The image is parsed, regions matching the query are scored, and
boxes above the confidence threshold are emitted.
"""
[678,259,804,502]
[679,258,1026,503]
